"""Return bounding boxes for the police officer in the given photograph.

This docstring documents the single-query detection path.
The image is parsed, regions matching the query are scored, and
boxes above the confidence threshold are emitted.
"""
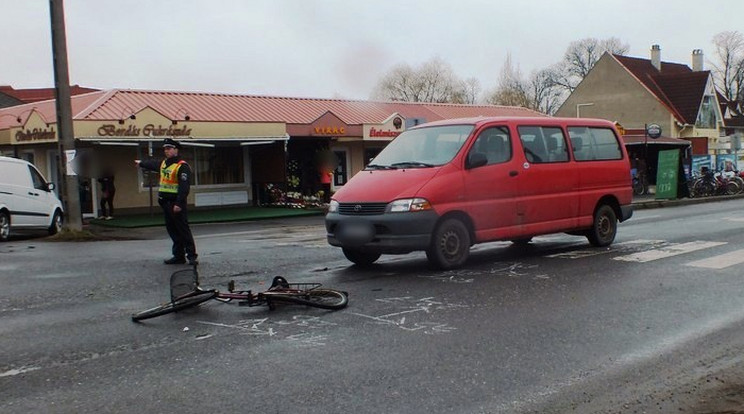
[135,138,198,265]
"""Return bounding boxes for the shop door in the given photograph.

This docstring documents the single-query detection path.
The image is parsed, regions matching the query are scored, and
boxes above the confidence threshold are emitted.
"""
[332,149,348,190]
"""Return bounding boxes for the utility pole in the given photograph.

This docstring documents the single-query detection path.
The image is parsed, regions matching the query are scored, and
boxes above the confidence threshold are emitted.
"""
[49,0,82,231]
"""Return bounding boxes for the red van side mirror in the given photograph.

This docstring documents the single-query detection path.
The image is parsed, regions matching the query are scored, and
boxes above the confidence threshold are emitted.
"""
[467,152,488,169]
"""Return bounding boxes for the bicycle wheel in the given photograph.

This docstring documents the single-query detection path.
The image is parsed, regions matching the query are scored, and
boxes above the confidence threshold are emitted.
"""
[266,289,348,310]
[131,290,217,321]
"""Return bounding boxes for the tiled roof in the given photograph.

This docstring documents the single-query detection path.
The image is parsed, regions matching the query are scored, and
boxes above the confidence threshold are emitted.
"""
[652,72,710,124]
[0,91,23,108]
[0,85,99,104]
[0,89,544,130]
[612,54,710,124]
[725,116,744,127]
[0,90,106,129]
[82,89,543,124]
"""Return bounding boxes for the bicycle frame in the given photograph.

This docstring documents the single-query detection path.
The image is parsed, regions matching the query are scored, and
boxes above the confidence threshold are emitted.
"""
[131,268,348,322]
[216,280,326,308]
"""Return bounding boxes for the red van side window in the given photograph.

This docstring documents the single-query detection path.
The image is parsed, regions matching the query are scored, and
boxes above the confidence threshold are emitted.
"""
[517,126,569,163]
[568,127,622,161]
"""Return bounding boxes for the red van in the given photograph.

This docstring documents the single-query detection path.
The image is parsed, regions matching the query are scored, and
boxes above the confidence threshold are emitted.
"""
[325,117,633,269]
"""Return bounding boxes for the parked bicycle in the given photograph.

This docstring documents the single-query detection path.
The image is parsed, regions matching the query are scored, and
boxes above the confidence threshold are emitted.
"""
[131,268,349,321]
[689,168,742,198]
[631,168,647,196]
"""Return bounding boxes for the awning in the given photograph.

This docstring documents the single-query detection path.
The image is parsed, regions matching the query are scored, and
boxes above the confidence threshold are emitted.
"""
[76,135,290,147]
[621,135,691,146]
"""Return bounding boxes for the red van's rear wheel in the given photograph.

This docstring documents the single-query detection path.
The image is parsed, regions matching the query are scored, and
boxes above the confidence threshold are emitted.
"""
[426,218,470,269]
[587,204,617,247]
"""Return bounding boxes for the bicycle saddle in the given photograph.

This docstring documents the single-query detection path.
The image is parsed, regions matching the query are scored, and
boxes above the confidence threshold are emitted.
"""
[271,276,290,289]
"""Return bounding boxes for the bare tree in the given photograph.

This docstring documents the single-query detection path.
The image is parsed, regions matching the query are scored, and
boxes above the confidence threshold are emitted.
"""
[552,37,629,93]
[527,66,566,115]
[485,54,564,114]
[710,31,744,110]
[485,53,530,107]
[452,77,481,104]
[371,57,477,103]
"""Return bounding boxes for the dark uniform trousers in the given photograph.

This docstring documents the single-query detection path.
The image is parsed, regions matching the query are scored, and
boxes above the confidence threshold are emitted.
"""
[159,198,197,260]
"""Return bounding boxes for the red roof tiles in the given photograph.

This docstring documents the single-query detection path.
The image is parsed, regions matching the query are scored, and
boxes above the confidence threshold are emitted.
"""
[0,89,544,130]
[0,85,99,104]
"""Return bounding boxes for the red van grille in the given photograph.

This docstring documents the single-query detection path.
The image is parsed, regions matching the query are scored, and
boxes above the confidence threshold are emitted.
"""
[337,202,387,215]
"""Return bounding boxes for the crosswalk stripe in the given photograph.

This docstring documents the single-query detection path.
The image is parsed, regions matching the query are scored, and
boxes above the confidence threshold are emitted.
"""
[686,248,744,269]
[612,241,726,263]
[546,240,665,259]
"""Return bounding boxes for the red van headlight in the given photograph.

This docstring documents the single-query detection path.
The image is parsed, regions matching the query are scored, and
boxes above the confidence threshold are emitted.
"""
[387,198,432,213]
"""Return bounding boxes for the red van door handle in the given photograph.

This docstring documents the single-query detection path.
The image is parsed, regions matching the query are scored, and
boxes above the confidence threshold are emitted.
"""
[509,171,518,177]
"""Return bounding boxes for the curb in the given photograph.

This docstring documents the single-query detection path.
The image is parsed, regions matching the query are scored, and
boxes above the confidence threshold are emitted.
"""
[632,193,744,210]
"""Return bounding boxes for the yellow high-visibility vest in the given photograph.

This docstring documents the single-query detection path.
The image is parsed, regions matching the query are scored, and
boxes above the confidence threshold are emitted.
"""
[159,160,186,194]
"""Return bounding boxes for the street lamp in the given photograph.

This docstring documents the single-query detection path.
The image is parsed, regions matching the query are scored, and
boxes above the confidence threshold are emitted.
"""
[576,103,595,117]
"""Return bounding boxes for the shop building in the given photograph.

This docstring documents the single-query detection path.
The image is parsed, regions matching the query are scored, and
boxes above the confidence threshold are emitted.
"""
[0,88,543,216]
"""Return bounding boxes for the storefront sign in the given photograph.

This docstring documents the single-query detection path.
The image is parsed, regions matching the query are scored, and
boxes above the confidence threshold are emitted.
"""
[97,124,192,137]
[313,126,346,135]
[15,127,56,142]
[368,127,400,138]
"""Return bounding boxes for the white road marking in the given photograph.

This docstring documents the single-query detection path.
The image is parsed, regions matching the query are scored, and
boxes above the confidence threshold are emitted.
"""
[0,365,41,377]
[196,226,325,240]
[613,241,726,263]
[686,248,744,269]
[547,240,665,259]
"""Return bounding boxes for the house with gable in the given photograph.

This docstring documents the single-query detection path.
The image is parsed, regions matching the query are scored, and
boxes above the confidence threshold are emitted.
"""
[555,45,725,158]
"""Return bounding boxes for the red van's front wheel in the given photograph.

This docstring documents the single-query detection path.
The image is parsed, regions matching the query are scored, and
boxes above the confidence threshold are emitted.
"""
[426,218,470,269]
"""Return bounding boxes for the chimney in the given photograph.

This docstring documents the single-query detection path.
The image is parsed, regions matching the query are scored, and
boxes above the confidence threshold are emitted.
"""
[651,44,661,71]
[692,49,704,71]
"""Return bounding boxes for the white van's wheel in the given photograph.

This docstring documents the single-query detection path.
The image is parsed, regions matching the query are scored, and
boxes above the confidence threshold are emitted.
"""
[587,204,617,247]
[48,210,63,235]
[0,211,10,241]
[342,248,381,267]
[426,218,470,269]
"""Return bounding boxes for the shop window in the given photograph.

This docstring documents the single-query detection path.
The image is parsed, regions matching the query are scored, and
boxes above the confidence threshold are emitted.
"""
[138,145,244,188]
[193,146,243,185]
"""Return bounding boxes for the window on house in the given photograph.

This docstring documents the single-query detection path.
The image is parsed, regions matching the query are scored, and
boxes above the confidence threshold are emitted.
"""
[696,95,718,129]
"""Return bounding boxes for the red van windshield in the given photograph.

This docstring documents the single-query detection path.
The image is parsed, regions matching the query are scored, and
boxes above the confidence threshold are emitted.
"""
[366,125,474,169]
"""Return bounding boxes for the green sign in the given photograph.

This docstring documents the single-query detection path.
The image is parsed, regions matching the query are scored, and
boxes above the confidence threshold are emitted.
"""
[656,149,679,199]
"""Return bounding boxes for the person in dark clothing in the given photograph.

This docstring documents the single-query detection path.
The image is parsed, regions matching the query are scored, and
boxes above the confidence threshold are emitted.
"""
[97,169,116,219]
[135,138,198,265]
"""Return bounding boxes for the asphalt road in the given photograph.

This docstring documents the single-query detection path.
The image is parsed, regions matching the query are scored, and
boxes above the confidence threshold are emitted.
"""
[3,200,744,413]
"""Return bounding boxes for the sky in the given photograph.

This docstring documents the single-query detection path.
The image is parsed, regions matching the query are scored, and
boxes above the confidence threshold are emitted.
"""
[1,0,742,101]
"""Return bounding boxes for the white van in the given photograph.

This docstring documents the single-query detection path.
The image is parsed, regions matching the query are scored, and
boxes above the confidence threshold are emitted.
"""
[0,156,64,241]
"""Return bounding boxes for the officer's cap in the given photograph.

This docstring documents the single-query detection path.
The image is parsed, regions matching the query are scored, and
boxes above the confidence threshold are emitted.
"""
[163,138,181,149]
